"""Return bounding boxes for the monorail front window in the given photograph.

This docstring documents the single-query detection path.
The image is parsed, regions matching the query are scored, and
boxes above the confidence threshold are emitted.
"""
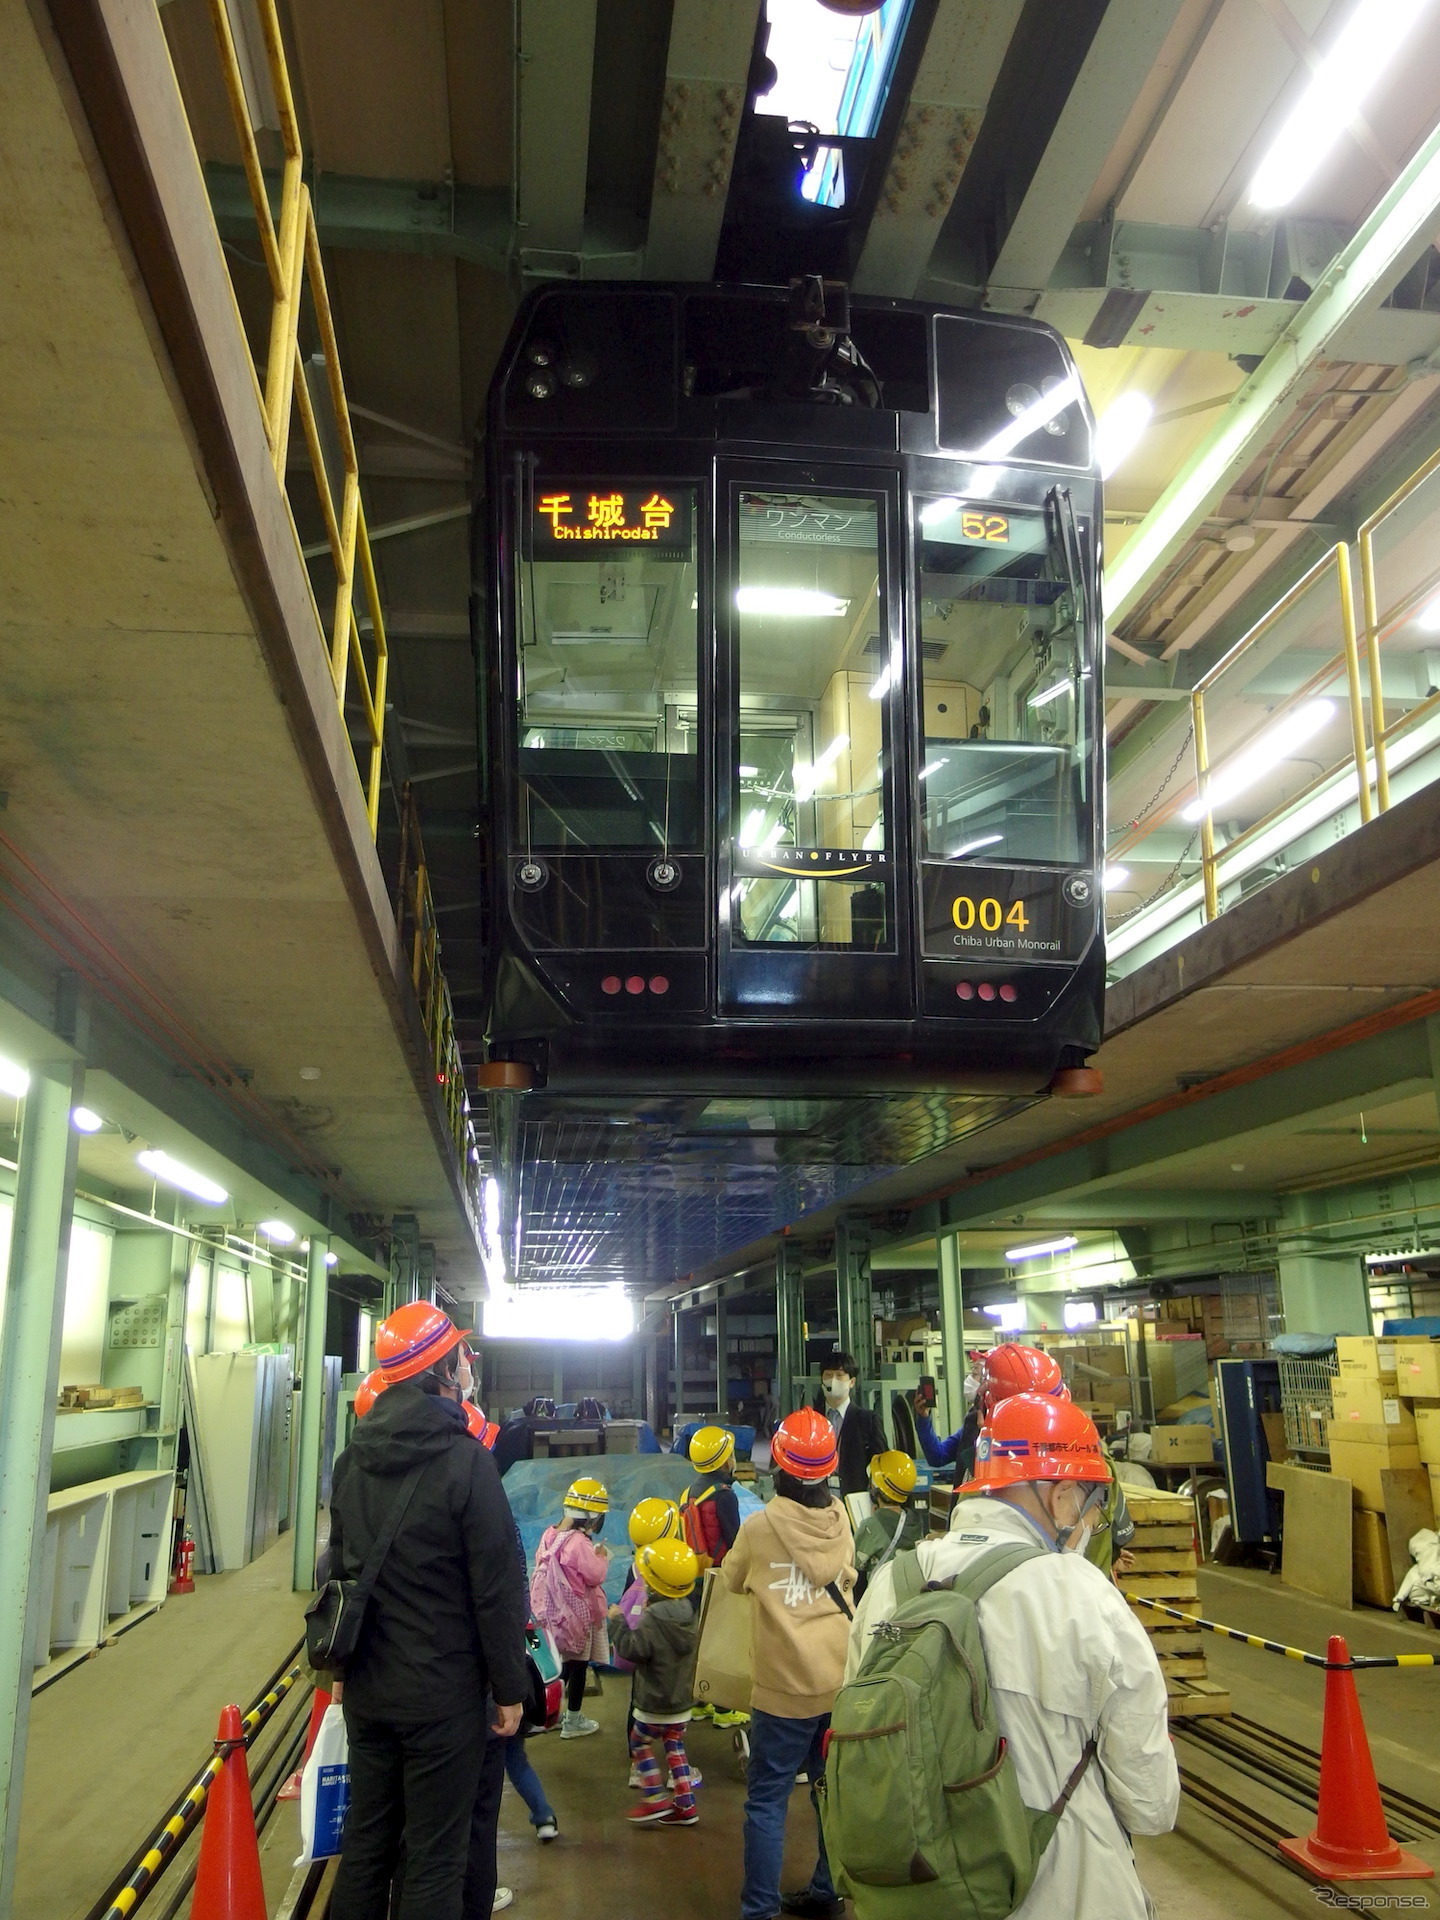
[516,484,699,852]
[916,497,1088,867]
[731,489,891,950]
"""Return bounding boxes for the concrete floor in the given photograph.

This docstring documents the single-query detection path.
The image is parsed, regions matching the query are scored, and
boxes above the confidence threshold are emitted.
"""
[13,1548,1440,1919]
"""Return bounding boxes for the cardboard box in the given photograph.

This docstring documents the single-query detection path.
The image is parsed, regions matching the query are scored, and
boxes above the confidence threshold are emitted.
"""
[1329,1378,1416,1437]
[1431,1465,1440,1521]
[1394,1338,1440,1400]
[1328,1434,1423,1512]
[1417,1406,1440,1467]
[1151,1424,1217,1464]
[1336,1336,1397,1382]
[1352,1508,1396,1608]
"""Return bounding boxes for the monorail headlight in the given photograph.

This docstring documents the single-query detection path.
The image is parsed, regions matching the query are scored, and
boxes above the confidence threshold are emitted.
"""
[522,368,556,401]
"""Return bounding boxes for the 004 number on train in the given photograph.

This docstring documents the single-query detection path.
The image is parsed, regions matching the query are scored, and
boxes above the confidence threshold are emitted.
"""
[920,868,1095,964]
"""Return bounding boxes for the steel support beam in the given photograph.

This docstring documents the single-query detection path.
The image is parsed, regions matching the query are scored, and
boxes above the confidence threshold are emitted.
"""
[0,1052,84,1916]
[936,1234,965,1436]
[985,0,1187,307]
[643,0,757,280]
[714,1296,727,1416]
[854,0,1022,298]
[1276,1193,1370,1335]
[672,1307,685,1424]
[291,1232,330,1593]
[989,1188,1282,1225]
[834,1219,875,1399]
[1106,113,1440,626]
[517,0,598,268]
[775,1243,805,1418]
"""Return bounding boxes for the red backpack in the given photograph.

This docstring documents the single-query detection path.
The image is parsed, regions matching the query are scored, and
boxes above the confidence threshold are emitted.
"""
[680,1484,727,1565]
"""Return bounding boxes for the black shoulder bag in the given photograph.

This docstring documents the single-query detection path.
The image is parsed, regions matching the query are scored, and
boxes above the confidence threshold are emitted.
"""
[305,1461,427,1673]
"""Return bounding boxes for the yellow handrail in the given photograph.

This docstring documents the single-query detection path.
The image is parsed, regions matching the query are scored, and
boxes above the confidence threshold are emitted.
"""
[200,0,389,836]
[1356,443,1440,815]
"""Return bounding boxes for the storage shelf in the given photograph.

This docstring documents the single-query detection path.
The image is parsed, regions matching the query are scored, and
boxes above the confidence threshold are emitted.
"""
[51,1407,150,1452]
[33,1468,174,1691]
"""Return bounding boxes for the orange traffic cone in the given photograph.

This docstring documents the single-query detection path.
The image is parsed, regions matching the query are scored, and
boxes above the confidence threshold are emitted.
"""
[190,1704,267,1919]
[1278,1636,1434,1882]
[277,1686,332,1801]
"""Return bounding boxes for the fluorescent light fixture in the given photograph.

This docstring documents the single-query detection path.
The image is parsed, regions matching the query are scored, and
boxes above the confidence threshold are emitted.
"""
[1028,678,1071,709]
[1103,864,1130,891]
[483,1282,634,1342]
[736,586,848,619]
[1005,1234,1078,1262]
[979,375,1080,459]
[739,808,768,848]
[1181,698,1336,821]
[982,1301,1026,1330]
[948,833,1003,860]
[326,1251,339,1268]
[1063,1299,1099,1329]
[1249,0,1429,209]
[1416,595,1440,633]
[0,1057,29,1099]
[918,758,948,781]
[738,764,760,778]
[71,1106,104,1133]
[1095,392,1154,480]
[258,1219,296,1244]
[793,733,849,802]
[137,1149,228,1206]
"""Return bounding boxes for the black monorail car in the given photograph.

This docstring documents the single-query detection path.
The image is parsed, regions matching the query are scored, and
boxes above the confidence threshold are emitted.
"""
[475,280,1104,1099]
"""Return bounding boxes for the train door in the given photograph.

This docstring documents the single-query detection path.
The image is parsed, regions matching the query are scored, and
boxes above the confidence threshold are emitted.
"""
[716,464,912,1025]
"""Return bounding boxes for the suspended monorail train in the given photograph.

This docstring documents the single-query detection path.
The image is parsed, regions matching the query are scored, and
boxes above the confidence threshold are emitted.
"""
[474,279,1104,1100]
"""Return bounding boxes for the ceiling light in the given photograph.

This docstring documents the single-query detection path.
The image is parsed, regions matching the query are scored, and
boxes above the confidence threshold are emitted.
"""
[1181,698,1336,821]
[736,587,849,618]
[0,1057,30,1100]
[1028,678,1071,709]
[71,1106,104,1133]
[1095,392,1154,479]
[982,1301,1026,1329]
[1249,0,1429,209]
[979,375,1080,459]
[137,1149,228,1206]
[325,1251,339,1267]
[794,734,849,801]
[1005,1234,1078,1262]
[738,764,760,777]
[948,833,1003,860]
[1416,594,1440,633]
[258,1219,296,1244]
[1103,864,1130,890]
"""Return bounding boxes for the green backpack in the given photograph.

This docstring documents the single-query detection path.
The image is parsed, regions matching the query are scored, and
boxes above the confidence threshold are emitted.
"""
[818,1544,1096,1920]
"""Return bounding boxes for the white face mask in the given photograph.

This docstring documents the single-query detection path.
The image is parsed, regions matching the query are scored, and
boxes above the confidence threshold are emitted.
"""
[456,1347,474,1397]
[822,1376,851,1405]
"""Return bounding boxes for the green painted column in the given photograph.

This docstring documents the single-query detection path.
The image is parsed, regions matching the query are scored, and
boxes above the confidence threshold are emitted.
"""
[291,1233,330,1592]
[774,1243,805,1417]
[1278,1192,1370,1335]
[0,1056,84,1917]
[937,1235,965,1435]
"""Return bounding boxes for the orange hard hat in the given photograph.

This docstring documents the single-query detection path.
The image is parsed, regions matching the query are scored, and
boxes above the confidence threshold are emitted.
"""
[970,1391,1109,1489]
[354,1368,388,1418]
[376,1301,464,1383]
[771,1407,839,1482]
[460,1401,501,1446]
[980,1343,1068,1420]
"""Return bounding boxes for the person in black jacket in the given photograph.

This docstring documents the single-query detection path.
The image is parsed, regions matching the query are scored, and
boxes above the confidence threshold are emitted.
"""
[328,1304,527,1920]
[809,1350,887,1497]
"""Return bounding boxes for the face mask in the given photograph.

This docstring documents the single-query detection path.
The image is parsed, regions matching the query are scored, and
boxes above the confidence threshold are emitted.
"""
[456,1350,474,1397]
[822,1377,851,1405]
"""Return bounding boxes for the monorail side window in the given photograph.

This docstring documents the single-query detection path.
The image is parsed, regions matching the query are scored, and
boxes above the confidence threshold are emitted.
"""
[916,497,1088,867]
[731,490,891,950]
[516,484,699,852]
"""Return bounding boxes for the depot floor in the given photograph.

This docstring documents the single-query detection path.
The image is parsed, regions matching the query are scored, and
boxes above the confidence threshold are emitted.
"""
[13,1546,1440,1920]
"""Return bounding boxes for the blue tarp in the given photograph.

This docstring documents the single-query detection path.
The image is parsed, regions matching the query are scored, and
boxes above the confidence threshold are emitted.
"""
[671,1420,757,1459]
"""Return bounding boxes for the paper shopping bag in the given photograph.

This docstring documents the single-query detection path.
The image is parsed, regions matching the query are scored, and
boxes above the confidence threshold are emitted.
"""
[693,1568,752,1712]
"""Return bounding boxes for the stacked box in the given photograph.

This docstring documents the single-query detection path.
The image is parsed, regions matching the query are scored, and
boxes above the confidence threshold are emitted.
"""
[1116,1489,1230,1718]
[1329,1335,1439,1601]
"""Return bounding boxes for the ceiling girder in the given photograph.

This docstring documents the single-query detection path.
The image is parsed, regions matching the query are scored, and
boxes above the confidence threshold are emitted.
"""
[852,0,1023,299]
[1105,111,1440,627]
[642,0,759,280]
[516,0,598,267]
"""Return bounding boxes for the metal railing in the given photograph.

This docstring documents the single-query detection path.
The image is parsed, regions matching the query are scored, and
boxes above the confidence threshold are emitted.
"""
[1357,443,1440,818]
[201,0,389,835]
[396,785,482,1222]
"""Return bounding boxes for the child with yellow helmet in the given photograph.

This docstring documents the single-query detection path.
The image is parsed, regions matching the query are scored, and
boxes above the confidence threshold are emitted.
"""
[852,1450,925,1595]
[608,1538,703,1826]
[529,1477,611,1737]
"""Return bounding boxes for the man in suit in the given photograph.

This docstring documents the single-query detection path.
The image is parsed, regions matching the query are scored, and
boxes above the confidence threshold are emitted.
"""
[810,1350,887,1497]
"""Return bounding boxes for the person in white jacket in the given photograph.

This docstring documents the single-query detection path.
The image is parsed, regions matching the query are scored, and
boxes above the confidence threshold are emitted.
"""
[846,1392,1178,1920]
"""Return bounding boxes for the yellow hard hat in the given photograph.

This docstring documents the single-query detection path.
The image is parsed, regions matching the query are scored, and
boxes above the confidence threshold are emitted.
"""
[628,1496,681,1547]
[689,1425,736,1473]
[636,1537,700,1600]
[562,1476,609,1515]
[869,1450,917,1504]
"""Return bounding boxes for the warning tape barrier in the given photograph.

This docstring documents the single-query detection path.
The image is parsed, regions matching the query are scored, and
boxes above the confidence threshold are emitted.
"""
[1130,1595,1439,1669]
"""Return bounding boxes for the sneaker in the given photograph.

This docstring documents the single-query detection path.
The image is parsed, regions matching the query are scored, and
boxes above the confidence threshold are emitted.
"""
[628,1764,645,1788]
[561,1711,600,1739]
[780,1894,842,1919]
[711,1707,749,1728]
[493,1892,514,1914]
[627,1797,675,1825]
[535,1820,558,1843]
[660,1805,699,1826]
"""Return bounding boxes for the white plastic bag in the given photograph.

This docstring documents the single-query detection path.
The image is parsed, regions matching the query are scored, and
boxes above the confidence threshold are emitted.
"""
[295,1702,349,1865]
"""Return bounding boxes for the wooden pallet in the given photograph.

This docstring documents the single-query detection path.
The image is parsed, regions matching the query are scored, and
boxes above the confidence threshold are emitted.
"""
[1398,1601,1440,1631]
[1165,1677,1232,1718]
[1116,1499,1226,1715]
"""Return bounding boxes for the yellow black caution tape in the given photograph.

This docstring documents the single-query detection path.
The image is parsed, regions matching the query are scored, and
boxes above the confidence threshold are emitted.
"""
[96,1663,305,1920]
[1130,1596,1440,1669]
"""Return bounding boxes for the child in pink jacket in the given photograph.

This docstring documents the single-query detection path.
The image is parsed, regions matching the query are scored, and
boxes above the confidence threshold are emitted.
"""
[530,1478,611,1737]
